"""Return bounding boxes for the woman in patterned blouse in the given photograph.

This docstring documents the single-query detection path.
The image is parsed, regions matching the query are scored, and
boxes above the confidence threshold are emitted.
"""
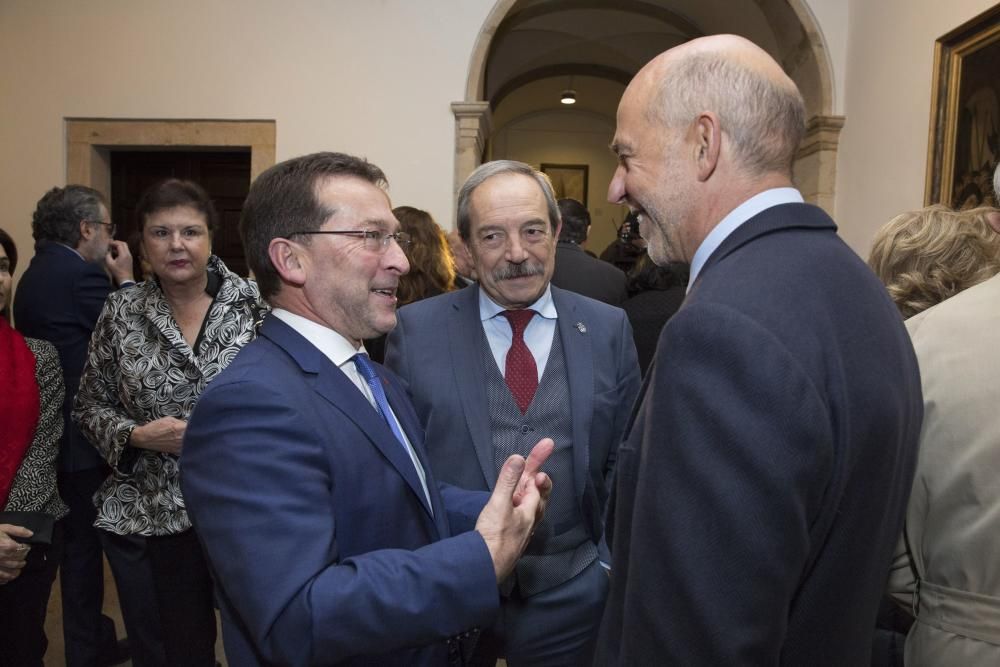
[74,180,267,667]
[0,227,69,664]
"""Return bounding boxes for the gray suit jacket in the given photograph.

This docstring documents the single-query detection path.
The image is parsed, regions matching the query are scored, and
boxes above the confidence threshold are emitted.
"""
[385,284,640,549]
[888,272,1000,666]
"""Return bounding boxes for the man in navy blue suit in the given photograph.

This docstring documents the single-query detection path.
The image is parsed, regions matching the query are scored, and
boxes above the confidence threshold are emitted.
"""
[594,35,923,665]
[14,185,135,667]
[181,152,553,666]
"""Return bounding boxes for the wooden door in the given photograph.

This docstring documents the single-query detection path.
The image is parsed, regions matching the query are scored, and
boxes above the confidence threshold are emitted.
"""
[110,150,252,277]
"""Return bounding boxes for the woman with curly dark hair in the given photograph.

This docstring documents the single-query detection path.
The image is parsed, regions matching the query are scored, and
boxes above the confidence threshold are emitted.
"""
[364,206,454,362]
[393,206,455,304]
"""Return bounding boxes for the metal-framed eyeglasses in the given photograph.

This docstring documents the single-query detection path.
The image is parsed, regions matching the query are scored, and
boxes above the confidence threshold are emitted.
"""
[288,229,411,253]
[88,219,117,236]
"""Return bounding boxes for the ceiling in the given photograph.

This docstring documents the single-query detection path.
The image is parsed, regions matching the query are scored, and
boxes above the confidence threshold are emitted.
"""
[485,0,822,132]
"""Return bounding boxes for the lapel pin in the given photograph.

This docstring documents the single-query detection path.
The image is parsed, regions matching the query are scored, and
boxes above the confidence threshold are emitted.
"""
[575,322,587,334]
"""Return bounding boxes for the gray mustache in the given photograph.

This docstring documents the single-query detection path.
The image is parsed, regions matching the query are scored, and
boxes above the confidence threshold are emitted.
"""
[493,262,544,281]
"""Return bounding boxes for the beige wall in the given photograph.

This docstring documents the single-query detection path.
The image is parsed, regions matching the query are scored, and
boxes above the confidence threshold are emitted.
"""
[835,0,998,255]
[0,0,495,276]
[1,0,993,273]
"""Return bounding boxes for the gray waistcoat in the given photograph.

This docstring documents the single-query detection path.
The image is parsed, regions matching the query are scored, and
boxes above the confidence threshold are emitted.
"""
[483,328,598,596]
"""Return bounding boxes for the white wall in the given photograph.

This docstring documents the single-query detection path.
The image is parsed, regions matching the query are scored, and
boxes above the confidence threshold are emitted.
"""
[835,0,998,254]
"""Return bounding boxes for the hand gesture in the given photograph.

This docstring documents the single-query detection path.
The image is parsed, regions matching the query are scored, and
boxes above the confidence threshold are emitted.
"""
[105,240,135,285]
[476,438,554,582]
[0,524,33,585]
[130,416,187,456]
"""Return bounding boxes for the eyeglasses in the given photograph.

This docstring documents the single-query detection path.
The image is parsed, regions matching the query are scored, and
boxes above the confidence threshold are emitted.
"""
[88,220,117,236]
[289,229,411,253]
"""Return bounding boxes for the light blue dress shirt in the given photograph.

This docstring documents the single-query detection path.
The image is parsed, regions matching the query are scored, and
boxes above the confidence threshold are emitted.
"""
[479,284,558,380]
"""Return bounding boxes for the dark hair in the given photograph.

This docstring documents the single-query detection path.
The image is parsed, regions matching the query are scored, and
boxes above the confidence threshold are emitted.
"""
[31,185,107,247]
[456,160,560,242]
[0,227,18,274]
[393,206,455,305]
[135,179,218,235]
[240,152,388,299]
[0,228,16,320]
[557,198,590,244]
[627,252,690,293]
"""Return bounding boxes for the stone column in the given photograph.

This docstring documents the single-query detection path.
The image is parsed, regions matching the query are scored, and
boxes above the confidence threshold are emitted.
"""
[793,115,845,216]
[451,102,492,200]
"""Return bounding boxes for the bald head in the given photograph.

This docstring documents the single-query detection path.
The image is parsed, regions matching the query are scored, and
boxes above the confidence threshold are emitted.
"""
[631,34,806,177]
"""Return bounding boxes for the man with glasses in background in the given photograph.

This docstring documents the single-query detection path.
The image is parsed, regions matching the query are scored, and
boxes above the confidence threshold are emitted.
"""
[14,185,135,667]
[181,151,553,666]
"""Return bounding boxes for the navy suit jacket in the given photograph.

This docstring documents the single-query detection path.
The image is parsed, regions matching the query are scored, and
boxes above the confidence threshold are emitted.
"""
[181,316,498,667]
[385,285,640,552]
[13,241,118,471]
[595,203,923,665]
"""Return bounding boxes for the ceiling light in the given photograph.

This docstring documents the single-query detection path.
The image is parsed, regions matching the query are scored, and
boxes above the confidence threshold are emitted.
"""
[560,89,577,104]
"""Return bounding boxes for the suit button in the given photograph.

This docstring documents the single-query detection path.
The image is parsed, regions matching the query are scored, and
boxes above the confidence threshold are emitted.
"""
[521,424,531,434]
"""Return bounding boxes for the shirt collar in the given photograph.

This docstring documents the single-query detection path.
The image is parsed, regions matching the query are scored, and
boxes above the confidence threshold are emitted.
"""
[687,187,804,292]
[478,283,558,322]
[270,308,365,368]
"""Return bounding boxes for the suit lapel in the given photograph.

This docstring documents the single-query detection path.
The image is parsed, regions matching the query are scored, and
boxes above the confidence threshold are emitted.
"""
[383,372,448,535]
[449,287,498,489]
[262,317,436,521]
[552,287,590,505]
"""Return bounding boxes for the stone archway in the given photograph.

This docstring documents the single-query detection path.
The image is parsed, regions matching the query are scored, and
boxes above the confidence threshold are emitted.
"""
[453,0,844,214]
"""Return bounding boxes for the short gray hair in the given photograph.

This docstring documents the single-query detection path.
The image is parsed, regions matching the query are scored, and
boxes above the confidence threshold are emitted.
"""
[32,185,107,247]
[655,52,806,176]
[994,162,999,202]
[456,160,560,241]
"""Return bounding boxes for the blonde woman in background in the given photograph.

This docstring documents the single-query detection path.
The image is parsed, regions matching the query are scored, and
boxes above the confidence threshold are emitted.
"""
[868,204,1000,318]
[881,168,1000,666]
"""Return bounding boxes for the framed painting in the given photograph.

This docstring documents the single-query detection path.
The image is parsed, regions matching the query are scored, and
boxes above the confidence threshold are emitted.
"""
[925,4,1000,207]
[541,163,589,204]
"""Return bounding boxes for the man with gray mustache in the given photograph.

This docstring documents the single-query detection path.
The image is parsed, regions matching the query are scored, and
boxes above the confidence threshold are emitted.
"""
[386,160,640,666]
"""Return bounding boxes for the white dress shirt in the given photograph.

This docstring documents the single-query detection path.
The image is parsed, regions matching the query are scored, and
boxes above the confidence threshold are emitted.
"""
[271,308,432,509]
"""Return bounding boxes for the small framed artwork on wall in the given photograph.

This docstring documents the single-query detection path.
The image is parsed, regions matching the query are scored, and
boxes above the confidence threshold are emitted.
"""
[541,163,589,204]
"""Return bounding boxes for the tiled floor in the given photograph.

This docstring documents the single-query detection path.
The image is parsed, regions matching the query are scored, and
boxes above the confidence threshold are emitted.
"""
[41,557,226,667]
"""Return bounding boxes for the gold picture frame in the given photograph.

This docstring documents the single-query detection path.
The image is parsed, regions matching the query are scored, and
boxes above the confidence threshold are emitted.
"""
[925,5,1000,207]
[541,163,589,205]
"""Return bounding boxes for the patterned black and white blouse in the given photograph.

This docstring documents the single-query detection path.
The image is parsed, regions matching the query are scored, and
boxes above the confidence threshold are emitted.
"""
[4,337,69,520]
[73,256,267,536]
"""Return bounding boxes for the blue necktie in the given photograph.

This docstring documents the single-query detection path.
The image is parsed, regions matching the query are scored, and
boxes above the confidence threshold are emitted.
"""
[353,353,409,451]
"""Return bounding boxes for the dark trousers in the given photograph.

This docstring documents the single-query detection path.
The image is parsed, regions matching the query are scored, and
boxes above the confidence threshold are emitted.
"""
[57,467,120,667]
[146,529,218,667]
[100,531,168,667]
[472,558,609,667]
[0,522,65,666]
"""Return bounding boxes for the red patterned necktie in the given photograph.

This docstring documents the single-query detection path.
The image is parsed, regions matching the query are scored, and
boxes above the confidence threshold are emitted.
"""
[502,309,538,413]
